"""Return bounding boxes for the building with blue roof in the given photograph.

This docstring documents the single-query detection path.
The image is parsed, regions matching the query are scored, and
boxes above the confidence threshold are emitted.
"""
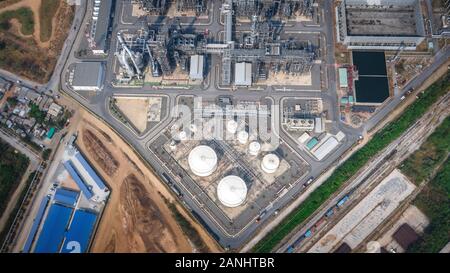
[63,161,94,199]
[74,152,107,191]
[61,210,98,253]
[54,188,80,207]
[23,196,50,253]
[34,204,73,253]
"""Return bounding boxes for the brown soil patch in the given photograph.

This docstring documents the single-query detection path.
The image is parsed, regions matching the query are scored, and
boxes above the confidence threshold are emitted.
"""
[117,174,182,252]
[0,0,74,83]
[82,129,119,176]
[72,110,221,253]
[0,0,43,46]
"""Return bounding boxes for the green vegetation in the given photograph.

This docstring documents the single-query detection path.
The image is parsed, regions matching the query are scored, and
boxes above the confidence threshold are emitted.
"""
[0,35,49,81]
[408,158,450,253]
[6,97,17,107]
[167,201,209,252]
[0,139,30,218]
[39,0,60,42]
[0,7,34,35]
[42,148,52,161]
[28,102,46,124]
[400,117,450,184]
[252,72,450,253]
[0,171,35,246]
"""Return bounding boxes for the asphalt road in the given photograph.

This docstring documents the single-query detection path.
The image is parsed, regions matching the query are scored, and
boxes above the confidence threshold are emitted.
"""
[1,0,449,251]
[281,92,450,253]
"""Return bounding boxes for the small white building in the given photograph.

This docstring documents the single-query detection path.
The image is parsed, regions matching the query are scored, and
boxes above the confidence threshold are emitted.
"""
[189,55,204,80]
[234,62,252,86]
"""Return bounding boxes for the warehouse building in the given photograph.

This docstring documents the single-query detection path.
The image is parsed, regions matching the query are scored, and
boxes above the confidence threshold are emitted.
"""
[312,136,339,161]
[336,0,425,50]
[189,55,204,80]
[90,0,113,55]
[71,62,105,91]
[234,62,252,86]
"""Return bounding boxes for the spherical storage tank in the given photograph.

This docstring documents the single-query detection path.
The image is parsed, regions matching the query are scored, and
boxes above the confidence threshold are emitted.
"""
[261,153,280,174]
[217,175,248,207]
[188,145,218,177]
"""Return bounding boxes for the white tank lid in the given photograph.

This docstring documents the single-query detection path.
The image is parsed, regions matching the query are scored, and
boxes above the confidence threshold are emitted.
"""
[248,141,261,155]
[179,131,187,141]
[261,153,280,174]
[237,130,249,144]
[188,145,218,177]
[227,120,238,134]
[217,175,247,208]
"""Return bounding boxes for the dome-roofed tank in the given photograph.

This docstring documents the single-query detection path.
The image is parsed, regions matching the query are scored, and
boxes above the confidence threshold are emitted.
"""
[227,120,238,134]
[237,130,249,144]
[261,153,280,174]
[248,141,261,156]
[217,175,247,208]
[188,145,218,177]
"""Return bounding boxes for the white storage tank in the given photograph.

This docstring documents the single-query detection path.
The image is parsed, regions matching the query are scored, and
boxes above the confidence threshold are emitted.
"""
[248,141,261,156]
[188,145,218,177]
[227,120,238,134]
[217,175,248,208]
[178,131,188,141]
[261,153,280,174]
[237,130,249,144]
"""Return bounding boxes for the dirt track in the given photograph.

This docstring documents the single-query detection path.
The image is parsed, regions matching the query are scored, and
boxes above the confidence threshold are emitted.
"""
[74,110,222,253]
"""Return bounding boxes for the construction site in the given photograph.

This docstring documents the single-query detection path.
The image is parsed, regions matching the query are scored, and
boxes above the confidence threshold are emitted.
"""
[149,96,310,236]
[113,0,318,87]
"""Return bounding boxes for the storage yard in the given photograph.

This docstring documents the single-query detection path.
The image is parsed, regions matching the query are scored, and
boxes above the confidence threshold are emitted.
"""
[149,96,310,237]
[308,169,416,253]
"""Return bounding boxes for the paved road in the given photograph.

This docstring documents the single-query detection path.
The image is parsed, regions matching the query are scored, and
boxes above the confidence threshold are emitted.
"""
[1,0,449,251]
[278,91,450,253]
[58,0,450,250]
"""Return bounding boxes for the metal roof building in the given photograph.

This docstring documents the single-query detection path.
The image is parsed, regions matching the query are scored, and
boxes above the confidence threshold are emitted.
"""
[72,62,104,91]
[90,0,113,55]
[189,55,204,80]
[312,137,339,161]
[234,62,252,86]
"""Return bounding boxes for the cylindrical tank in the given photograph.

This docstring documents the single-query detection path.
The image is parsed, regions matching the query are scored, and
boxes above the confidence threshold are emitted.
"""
[227,120,238,134]
[237,130,249,144]
[169,140,177,150]
[217,175,247,208]
[178,131,187,141]
[248,141,261,156]
[261,153,280,174]
[188,145,218,177]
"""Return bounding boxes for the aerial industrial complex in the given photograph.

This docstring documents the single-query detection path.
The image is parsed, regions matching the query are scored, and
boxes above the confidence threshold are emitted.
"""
[0,0,449,255]
[23,139,109,253]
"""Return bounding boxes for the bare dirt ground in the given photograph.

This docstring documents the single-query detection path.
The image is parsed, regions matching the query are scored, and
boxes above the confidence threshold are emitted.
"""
[74,109,221,253]
[0,0,74,82]
[0,0,44,46]
[115,97,149,133]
